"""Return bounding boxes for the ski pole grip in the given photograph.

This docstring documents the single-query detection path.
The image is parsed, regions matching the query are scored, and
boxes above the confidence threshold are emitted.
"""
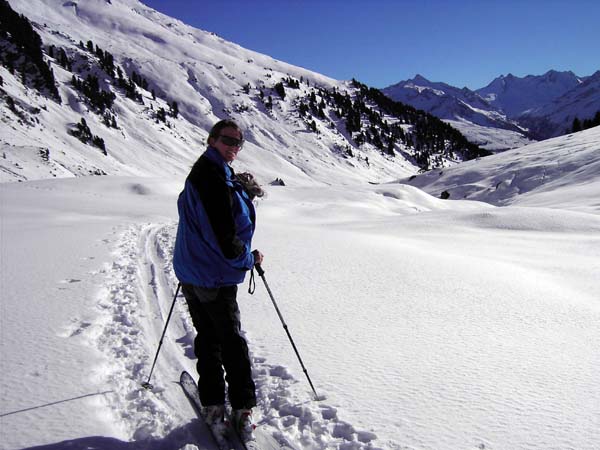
[255,263,265,277]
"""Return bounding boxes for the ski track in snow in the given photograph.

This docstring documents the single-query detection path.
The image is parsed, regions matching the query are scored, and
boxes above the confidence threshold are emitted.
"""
[83,222,379,449]
[95,223,177,440]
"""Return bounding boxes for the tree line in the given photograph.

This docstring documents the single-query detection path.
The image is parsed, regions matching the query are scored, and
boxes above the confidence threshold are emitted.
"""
[571,111,600,133]
[0,0,60,101]
[263,73,490,170]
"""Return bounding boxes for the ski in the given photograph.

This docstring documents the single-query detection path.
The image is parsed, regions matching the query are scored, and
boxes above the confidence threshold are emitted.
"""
[180,371,240,450]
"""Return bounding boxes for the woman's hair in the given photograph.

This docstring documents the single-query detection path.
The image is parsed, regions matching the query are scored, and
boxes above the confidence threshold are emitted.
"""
[207,119,244,145]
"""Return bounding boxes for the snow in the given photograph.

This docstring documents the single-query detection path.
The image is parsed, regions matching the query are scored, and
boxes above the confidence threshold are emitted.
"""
[403,125,600,215]
[475,71,600,140]
[2,140,600,449]
[2,0,415,186]
[2,1,600,450]
[444,118,535,153]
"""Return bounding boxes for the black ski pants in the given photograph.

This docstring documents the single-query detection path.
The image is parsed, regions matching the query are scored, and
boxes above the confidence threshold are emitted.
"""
[181,283,256,410]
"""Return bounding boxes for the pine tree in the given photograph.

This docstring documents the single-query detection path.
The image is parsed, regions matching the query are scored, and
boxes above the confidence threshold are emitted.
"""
[171,101,179,118]
[73,117,92,143]
[274,82,286,99]
[92,136,107,154]
[6,95,15,111]
[156,107,167,122]
[298,101,308,117]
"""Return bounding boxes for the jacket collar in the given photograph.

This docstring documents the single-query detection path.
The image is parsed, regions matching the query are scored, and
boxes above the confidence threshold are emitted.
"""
[204,146,233,178]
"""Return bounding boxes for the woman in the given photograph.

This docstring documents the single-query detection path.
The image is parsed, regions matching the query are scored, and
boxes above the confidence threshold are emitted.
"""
[173,119,263,443]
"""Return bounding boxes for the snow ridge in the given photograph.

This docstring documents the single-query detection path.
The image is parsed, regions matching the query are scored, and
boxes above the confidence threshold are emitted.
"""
[402,125,600,214]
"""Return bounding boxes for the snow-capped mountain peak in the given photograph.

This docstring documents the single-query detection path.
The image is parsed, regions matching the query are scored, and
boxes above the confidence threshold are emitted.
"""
[476,70,582,117]
[382,74,531,152]
[382,68,599,148]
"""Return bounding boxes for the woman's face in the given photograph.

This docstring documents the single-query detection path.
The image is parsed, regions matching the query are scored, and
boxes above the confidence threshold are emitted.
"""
[211,127,243,162]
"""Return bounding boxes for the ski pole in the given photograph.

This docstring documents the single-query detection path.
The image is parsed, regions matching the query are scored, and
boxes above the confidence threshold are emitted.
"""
[254,264,323,401]
[142,282,181,390]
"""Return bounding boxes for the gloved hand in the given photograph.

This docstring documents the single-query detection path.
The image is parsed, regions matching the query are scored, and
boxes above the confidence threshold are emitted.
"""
[252,249,264,266]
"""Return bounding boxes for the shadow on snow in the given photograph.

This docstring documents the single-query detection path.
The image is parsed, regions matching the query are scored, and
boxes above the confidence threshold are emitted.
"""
[18,420,211,450]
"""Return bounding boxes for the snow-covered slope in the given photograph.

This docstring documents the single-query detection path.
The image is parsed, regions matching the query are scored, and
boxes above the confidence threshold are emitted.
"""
[381,75,534,151]
[2,144,600,449]
[2,0,369,185]
[2,0,489,185]
[401,125,600,214]
[2,1,600,450]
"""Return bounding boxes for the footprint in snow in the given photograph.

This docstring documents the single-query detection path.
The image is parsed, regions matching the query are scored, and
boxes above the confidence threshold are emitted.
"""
[58,278,82,283]
[58,319,92,338]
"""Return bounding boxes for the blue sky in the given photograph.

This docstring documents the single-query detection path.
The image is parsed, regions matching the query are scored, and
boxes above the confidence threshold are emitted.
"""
[140,0,599,90]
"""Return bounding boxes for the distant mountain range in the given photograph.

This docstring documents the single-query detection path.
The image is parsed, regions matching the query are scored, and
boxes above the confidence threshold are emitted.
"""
[382,70,600,150]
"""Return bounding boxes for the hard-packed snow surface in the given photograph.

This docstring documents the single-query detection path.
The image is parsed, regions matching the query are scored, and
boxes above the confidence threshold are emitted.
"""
[2,124,600,449]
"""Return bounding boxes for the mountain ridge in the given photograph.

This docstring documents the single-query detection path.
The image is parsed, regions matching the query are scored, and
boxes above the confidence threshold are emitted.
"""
[382,70,599,147]
[476,69,582,117]
[1,0,488,184]
[382,74,532,151]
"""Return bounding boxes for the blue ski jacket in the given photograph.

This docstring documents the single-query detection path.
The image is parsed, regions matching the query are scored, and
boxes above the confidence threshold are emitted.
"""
[173,147,256,288]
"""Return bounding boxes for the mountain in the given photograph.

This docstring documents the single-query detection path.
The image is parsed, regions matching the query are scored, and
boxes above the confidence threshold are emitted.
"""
[382,74,502,125]
[1,0,488,186]
[382,75,534,152]
[476,70,582,118]
[518,70,600,139]
[382,70,600,148]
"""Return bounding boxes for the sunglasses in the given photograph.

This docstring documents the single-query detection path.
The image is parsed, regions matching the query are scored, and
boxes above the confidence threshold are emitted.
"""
[218,135,244,148]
